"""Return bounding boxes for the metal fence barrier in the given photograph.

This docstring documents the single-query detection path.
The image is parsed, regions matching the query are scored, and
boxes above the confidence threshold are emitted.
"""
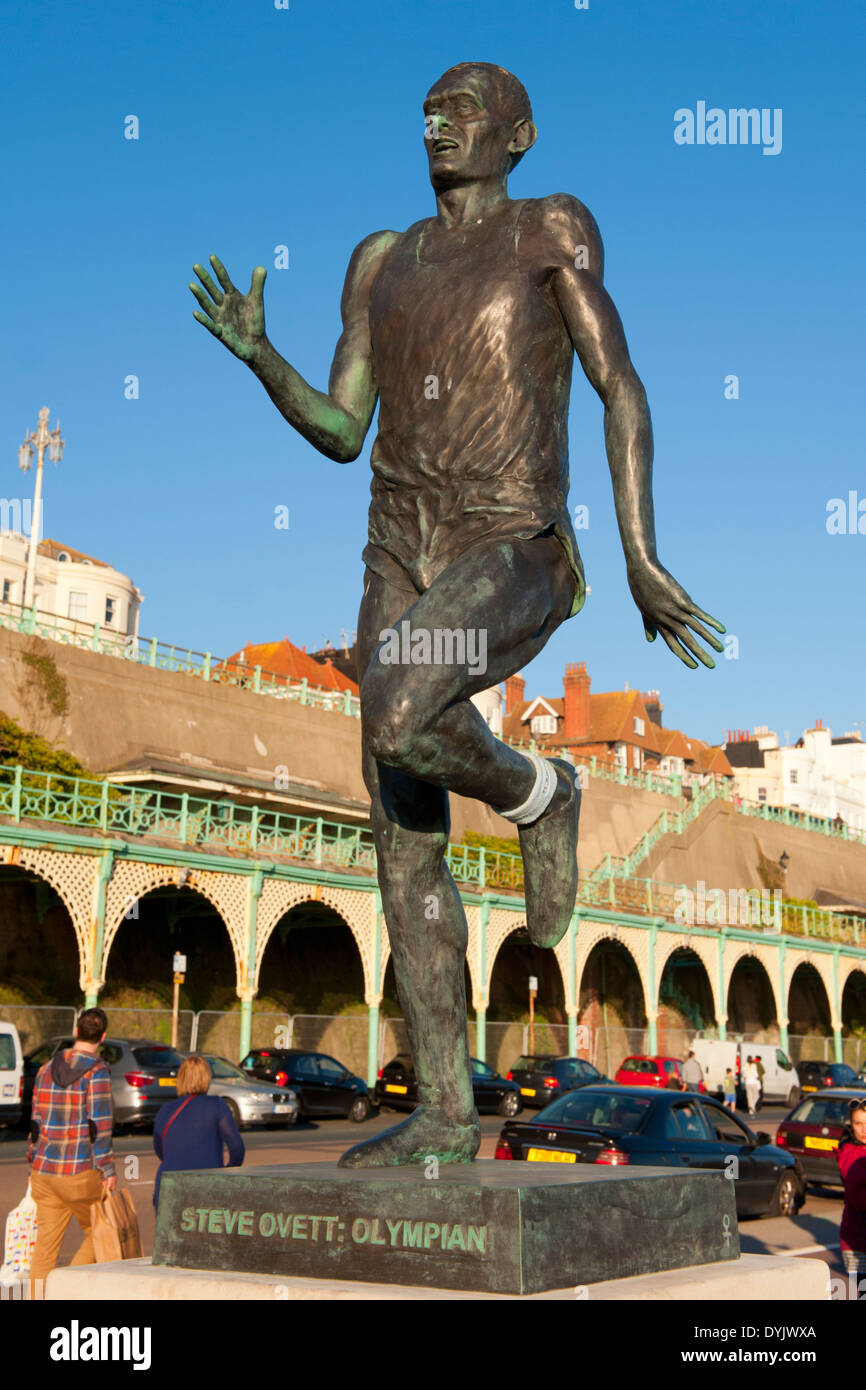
[0,1005,78,1052]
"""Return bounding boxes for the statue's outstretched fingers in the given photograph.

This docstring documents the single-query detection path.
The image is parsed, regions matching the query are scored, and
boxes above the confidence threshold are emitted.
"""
[249,265,267,297]
[190,281,218,316]
[669,620,716,669]
[193,309,220,337]
[659,625,698,669]
[209,254,236,295]
[683,611,725,653]
[690,603,726,634]
[192,263,224,305]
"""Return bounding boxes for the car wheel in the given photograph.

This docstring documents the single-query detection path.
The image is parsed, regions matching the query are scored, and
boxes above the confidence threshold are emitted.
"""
[498,1091,522,1118]
[349,1095,371,1123]
[787,1087,801,1107]
[769,1172,799,1218]
[225,1099,242,1129]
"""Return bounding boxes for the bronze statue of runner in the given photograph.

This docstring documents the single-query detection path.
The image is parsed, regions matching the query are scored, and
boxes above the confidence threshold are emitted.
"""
[191,61,724,1167]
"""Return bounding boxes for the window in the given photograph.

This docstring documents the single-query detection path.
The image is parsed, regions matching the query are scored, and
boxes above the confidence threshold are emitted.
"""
[1,579,12,602]
[105,596,117,626]
[0,1035,15,1069]
[530,714,557,736]
[100,1044,124,1066]
[776,1050,793,1071]
[758,787,767,803]
[668,1102,715,1141]
[633,746,641,768]
[471,1059,495,1078]
[540,1090,651,1131]
[633,716,645,736]
[702,1103,750,1145]
[208,1057,245,1079]
[790,769,798,784]
[131,1046,184,1068]
[293,1055,319,1079]
[317,1056,347,1081]
[56,551,70,562]
[68,591,87,621]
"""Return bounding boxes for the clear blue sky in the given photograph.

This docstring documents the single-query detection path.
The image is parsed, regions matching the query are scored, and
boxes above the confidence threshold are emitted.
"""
[2,0,864,748]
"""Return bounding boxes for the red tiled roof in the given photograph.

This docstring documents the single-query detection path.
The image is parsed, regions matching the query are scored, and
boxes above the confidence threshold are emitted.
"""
[223,638,359,694]
[38,538,111,569]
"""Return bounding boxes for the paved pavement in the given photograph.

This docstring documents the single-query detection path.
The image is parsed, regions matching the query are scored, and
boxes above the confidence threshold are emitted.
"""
[0,1103,851,1296]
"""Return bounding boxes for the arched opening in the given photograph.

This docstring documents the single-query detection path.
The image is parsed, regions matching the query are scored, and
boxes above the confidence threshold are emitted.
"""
[727,955,779,1041]
[841,968,866,1071]
[0,864,81,1050]
[487,926,566,1069]
[787,962,833,1061]
[103,885,233,1048]
[657,948,716,1054]
[254,901,368,1076]
[579,939,647,1077]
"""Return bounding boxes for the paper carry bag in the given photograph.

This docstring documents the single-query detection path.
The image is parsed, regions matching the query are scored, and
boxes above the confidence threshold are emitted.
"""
[90,1187,142,1262]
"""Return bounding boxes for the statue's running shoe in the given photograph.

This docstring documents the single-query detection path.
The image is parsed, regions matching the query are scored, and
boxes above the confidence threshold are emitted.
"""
[517,758,581,948]
[338,1104,481,1169]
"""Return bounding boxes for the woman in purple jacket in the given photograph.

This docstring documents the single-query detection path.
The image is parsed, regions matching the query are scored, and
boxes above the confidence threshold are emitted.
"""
[837,1097,866,1297]
[153,1054,244,1209]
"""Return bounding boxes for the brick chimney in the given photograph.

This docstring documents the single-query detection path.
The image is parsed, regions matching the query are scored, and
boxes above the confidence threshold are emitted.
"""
[505,673,526,715]
[563,662,590,739]
[643,690,663,727]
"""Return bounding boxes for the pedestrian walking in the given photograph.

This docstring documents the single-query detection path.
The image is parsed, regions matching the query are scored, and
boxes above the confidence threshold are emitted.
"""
[838,1098,866,1298]
[755,1055,766,1096]
[743,1056,761,1115]
[682,1051,703,1091]
[722,1068,737,1112]
[153,1054,244,1210]
[27,1007,116,1294]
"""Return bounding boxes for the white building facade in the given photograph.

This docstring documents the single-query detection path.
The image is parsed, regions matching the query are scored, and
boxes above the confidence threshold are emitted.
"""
[0,534,142,638]
[730,724,866,832]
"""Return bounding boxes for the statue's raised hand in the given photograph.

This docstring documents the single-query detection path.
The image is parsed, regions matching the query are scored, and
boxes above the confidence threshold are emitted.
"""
[628,557,725,669]
[190,256,267,364]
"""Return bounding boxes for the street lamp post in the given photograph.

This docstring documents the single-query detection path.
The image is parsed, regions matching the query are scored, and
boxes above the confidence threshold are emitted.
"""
[17,406,65,613]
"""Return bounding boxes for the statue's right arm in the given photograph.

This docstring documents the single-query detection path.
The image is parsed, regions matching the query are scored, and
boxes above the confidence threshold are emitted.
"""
[191,231,399,463]
[251,231,398,462]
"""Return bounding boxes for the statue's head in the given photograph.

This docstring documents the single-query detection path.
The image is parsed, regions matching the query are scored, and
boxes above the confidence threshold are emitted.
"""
[423,62,536,190]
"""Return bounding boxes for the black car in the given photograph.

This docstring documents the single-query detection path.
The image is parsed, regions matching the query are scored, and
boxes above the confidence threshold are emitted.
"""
[375,1055,523,1117]
[495,1084,805,1218]
[795,1060,866,1094]
[240,1049,372,1121]
[506,1055,609,1107]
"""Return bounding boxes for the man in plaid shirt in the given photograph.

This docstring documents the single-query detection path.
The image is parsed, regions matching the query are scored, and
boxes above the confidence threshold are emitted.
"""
[28,1007,117,1286]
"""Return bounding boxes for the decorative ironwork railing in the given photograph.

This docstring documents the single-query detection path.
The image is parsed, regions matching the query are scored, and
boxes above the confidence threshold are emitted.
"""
[0,764,861,946]
[0,599,361,719]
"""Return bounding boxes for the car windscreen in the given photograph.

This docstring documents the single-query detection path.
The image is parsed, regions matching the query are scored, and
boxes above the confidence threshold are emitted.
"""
[208,1058,245,1079]
[539,1091,652,1132]
[132,1047,184,1068]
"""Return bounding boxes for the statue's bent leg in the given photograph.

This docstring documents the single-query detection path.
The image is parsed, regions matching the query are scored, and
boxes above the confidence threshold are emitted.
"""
[339,568,481,1168]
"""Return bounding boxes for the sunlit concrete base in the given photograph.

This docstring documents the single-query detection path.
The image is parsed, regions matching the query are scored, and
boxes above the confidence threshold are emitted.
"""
[46,1252,829,1301]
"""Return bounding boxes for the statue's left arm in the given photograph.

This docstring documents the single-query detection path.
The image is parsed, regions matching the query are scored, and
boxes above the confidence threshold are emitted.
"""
[540,194,724,668]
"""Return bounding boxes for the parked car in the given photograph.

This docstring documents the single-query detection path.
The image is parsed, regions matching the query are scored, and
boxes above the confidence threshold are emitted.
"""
[199,1054,298,1129]
[240,1049,372,1121]
[614,1056,705,1092]
[505,1056,608,1108]
[22,1036,184,1128]
[692,1040,800,1108]
[375,1055,522,1116]
[0,1022,23,1128]
[494,1084,805,1218]
[796,1061,866,1094]
[776,1088,866,1186]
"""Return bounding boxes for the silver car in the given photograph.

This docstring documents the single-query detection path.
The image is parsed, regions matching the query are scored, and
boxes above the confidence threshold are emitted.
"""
[200,1054,298,1129]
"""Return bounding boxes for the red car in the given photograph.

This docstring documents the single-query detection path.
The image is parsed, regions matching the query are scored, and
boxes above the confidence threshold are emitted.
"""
[774,1087,862,1187]
[614,1055,705,1092]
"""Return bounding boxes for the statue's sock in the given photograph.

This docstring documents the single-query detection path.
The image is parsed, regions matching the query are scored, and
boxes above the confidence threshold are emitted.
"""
[499,752,557,826]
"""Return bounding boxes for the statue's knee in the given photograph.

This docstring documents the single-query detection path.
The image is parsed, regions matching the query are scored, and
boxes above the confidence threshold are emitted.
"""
[364,694,420,771]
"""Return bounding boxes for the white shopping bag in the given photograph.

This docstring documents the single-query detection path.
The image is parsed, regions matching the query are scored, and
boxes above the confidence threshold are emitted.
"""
[2,1181,38,1274]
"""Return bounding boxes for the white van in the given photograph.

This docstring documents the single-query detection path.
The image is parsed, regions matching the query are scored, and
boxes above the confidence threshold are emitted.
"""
[0,1023,23,1128]
[691,1038,800,1108]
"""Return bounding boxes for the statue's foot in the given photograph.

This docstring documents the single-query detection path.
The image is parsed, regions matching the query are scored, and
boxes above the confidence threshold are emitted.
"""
[338,1105,481,1169]
[518,759,581,948]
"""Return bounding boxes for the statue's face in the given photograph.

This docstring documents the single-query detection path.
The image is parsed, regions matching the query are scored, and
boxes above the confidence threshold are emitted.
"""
[423,71,516,188]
